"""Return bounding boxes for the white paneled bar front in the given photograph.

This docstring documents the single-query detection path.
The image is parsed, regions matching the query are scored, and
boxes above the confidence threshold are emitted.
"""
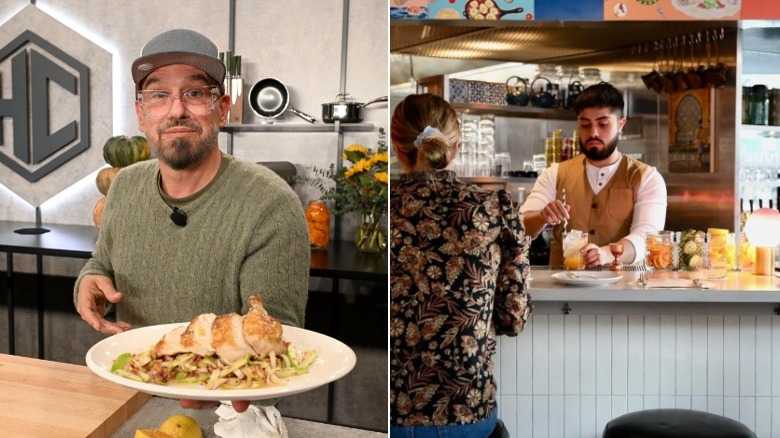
[494,270,780,438]
[496,312,780,438]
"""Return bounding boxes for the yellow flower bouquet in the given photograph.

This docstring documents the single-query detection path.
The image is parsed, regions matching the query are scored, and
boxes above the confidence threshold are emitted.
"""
[304,128,388,253]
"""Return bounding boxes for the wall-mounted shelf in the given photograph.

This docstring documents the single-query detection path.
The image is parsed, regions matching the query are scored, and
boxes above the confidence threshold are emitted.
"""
[222,123,375,133]
[451,102,575,120]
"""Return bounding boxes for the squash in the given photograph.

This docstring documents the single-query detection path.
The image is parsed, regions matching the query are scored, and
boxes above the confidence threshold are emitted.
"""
[93,197,106,228]
[95,167,121,195]
[103,135,150,167]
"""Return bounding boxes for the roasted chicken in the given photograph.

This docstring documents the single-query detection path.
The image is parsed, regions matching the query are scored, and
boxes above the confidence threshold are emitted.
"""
[180,313,217,356]
[244,294,285,359]
[153,294,286,362]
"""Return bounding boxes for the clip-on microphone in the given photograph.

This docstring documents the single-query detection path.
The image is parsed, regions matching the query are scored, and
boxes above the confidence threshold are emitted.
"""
[170,207,187,227]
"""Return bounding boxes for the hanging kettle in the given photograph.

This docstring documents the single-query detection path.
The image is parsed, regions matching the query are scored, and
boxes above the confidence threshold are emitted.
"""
[530,77,555,108]
[505,76,530,106]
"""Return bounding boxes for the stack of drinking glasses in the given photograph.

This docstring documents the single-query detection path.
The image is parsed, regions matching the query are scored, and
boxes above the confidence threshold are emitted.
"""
[457,114,479,176]
[477,115,495,176]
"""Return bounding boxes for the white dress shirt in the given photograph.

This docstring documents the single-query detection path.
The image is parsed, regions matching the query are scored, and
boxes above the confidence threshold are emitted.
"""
[519,153,667,264]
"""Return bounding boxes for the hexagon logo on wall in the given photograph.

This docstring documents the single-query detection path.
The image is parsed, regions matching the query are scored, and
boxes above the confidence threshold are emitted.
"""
[0,5,111,206]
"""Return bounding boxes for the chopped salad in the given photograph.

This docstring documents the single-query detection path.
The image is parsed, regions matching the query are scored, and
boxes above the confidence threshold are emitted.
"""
[111,344,317,390]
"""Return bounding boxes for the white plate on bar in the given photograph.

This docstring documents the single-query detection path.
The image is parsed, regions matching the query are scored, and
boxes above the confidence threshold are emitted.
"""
[86,323,356,401]
[552,271,623,286]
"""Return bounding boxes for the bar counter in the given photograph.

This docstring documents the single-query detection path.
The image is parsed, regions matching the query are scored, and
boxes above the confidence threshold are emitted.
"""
[528,268,780,304]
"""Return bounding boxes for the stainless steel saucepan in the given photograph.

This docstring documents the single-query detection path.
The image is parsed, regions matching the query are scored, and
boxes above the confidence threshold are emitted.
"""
[321,93,387,123]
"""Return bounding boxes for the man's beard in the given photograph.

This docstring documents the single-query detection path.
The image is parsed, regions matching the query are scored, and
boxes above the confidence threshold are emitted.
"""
[153,119,218,170]
[579,136,619,161]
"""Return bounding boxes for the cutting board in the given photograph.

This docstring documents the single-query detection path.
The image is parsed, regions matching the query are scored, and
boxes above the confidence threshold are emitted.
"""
[0,354,151,438]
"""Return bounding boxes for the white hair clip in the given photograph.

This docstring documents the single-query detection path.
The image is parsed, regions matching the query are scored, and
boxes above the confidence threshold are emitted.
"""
[413,125,442,148]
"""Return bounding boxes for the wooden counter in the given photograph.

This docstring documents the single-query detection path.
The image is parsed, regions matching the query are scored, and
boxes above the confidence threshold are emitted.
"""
[0,354,150,438]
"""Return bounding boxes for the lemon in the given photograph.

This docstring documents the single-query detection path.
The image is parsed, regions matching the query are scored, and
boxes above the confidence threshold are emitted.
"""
[135,430,173,438]
[158,414,203,438]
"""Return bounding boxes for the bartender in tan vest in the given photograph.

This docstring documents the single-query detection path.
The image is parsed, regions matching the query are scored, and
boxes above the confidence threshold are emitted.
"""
[520,82,667,268]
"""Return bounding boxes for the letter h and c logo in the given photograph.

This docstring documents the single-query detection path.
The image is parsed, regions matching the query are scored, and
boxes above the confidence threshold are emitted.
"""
[0,30,90,182]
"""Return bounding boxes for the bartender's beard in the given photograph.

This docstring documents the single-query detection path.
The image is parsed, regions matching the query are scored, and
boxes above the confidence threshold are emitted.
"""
[579,136,619,161]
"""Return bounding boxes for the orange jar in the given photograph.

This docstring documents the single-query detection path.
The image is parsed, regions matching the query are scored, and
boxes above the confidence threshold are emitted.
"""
[646,232,673,271]
[305,200,330,250]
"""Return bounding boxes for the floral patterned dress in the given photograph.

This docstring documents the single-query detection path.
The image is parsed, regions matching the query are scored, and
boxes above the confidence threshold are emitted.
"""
[390,170,533,426]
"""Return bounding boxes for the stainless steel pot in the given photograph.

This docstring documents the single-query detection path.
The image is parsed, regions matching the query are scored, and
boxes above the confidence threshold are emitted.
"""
[248,78,316,123]
[321,94,388,123]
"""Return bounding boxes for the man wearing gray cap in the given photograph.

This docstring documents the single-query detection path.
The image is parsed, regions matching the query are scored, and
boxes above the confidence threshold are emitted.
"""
[74,29,310,411]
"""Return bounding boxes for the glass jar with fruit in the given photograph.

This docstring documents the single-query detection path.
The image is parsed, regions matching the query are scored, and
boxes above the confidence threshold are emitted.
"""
[707,228,736,271]
[677,229,705,271]
[738,231,756,272]
[646,231,674,271]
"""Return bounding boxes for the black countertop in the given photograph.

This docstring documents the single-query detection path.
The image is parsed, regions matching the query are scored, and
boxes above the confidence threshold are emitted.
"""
[0,220,387,280]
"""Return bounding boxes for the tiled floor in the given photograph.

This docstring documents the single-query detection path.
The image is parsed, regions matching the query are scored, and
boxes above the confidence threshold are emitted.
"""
[0,273,388,432]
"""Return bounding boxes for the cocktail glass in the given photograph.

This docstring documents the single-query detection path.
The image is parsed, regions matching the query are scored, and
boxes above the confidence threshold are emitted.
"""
[563,230,588,270]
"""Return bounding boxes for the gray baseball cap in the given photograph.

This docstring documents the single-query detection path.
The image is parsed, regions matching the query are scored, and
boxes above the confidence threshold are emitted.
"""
[131,29,225,93]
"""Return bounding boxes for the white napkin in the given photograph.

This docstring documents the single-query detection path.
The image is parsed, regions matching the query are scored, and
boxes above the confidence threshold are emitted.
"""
[647,278,715,289]
[214,402,288,438]
[645,278,697,288]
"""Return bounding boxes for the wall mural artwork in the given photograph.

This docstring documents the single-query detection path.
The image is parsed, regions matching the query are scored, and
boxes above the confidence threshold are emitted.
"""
[390,0,535,20]
[605,0,740,20]
[668,87,715,173]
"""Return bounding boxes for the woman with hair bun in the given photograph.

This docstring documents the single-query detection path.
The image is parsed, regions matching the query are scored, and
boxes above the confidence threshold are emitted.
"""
[389,93,533,438]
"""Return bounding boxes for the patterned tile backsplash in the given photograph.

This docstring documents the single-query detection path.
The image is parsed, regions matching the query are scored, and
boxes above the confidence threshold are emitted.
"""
[449,79,468,103]
[450,79,507,105]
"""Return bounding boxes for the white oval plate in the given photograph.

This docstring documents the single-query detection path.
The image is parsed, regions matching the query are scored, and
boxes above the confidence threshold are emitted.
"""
[86,323,356,401]
[552,271,623,286]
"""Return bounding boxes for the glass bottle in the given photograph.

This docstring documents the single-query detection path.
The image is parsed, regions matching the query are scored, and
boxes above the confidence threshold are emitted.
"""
[742,86,752,124]
[749,84,769,125]
[562,137,573,161]
[305,200,330,250]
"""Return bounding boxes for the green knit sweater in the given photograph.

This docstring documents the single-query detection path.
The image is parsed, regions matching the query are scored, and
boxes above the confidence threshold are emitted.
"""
[74,153,310,328]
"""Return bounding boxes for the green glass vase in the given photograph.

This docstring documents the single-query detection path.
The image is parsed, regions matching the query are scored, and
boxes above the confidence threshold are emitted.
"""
[354,210,386,254]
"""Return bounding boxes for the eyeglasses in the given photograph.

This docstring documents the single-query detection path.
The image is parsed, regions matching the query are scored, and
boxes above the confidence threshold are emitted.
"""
[136,86,220,118]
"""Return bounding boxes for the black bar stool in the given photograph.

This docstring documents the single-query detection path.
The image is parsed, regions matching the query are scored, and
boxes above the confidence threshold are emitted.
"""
[603,409,756,438]
[489,419,509,438]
